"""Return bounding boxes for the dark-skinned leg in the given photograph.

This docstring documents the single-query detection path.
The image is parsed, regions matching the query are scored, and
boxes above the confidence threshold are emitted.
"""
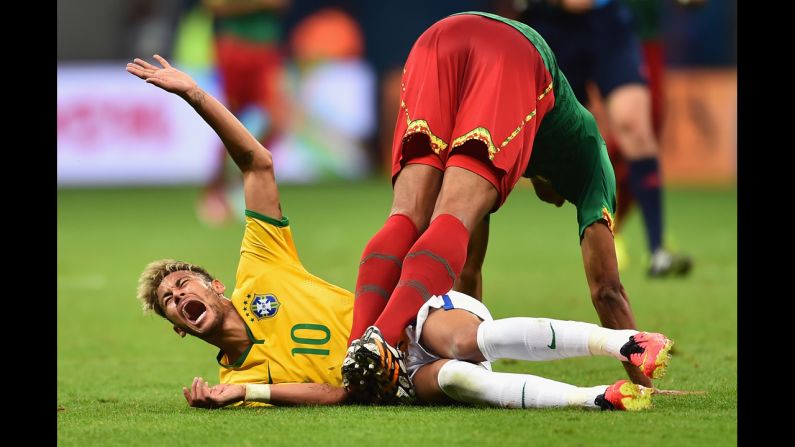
[453,217,489,300]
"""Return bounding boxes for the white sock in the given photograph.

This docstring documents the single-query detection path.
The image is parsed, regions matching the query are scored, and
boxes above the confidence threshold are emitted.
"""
[437,360,607,409]
[587,326,638,360]
[476,318,637,362]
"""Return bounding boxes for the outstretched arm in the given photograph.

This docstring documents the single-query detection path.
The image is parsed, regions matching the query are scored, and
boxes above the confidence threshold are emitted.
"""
[126,55,282,219]
[580,221,651,387]
[182,377,349,408]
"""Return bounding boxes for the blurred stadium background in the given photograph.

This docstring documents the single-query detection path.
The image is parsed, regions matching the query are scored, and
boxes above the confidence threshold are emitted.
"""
[57,0,735,189]
[58,1,736,445]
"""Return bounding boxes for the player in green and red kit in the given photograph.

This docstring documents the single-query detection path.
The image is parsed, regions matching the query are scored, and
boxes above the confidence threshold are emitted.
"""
[342,11,655,403]
[605,0,668,267]
[611,0,704,251]
[519,0,693,277]
[198,0,289,225]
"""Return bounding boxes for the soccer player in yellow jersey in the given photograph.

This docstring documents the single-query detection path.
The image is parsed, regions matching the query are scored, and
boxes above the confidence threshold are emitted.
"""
[128,54,354,407]
[127,55,674,411]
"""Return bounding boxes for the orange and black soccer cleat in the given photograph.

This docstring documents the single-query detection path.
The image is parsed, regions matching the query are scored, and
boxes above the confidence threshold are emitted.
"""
[620,332,674,379]
[342,326,415,405]
[595,380,653,411]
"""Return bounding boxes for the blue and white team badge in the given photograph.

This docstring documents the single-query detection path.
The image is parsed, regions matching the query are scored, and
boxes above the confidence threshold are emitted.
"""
[251,294,280,319]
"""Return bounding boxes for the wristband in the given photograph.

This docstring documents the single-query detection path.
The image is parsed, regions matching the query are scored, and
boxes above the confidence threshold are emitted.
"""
[244,384,271,403]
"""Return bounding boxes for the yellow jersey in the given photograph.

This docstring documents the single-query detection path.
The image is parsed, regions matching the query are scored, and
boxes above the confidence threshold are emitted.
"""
[217,211,353,389]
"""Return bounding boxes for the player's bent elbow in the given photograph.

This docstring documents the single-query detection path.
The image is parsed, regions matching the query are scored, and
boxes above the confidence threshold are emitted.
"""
[449,328,481,362]
[315,383,348,406]
[590,281,625,308]
[251,148,274,172]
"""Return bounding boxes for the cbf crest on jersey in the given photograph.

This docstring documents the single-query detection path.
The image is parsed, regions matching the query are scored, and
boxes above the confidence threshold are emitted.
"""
[250,294,281,319]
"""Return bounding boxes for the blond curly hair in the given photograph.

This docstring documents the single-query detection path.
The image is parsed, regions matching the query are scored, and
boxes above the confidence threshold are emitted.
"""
[136,259,215,318]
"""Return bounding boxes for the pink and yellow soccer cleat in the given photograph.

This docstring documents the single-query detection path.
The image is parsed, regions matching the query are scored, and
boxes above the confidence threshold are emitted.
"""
[595,380,653,411]
[620,332,674,379]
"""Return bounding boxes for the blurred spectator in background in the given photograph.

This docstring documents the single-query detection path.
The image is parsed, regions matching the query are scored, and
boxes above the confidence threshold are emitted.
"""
[267,7,374,182]
[197,0,290,226]
[121,0,182,60]
[172,0,216,70]
[593,0,706,270]
[510,0,692,278]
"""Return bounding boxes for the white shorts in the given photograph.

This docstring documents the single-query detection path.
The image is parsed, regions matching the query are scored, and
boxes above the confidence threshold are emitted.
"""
[404,290,494,378]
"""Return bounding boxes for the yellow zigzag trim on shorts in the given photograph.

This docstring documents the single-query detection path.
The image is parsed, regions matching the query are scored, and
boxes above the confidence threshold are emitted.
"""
[501,81,555,158]
[498,109,537,155]
[537,82,553,101]
[401,100,449,153]
[498,81,555,154]
[451,81,554,160]
[451,127,497,159]
[402,81,554,160]
[405,119,449,153]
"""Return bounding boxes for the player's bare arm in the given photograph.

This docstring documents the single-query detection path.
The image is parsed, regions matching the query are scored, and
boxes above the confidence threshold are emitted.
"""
[580,222,651,387]
[182,377,349,408]
[126,55,282,219]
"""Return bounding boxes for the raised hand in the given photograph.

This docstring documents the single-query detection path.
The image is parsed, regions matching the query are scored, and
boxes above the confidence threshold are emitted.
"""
[182,377,245,409]
[126,55,198,97]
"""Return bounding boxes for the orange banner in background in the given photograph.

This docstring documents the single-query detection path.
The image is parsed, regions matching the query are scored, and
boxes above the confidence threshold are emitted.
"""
[659,69,736,185]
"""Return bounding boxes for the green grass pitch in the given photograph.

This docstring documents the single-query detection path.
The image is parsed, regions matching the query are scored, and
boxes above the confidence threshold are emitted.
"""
[57,179,736,446]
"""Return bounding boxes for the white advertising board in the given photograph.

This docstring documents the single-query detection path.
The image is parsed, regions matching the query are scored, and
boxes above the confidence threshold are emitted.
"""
[57,64,222,186]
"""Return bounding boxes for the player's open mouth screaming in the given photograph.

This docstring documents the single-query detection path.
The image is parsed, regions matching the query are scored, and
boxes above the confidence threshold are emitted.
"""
[182,300,207,325]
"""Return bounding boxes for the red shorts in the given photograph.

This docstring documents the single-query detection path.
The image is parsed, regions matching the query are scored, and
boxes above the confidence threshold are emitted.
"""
[214,36,283,113]
[391,14,555,208]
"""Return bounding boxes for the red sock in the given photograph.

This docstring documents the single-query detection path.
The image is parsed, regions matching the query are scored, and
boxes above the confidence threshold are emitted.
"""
[348,214,418,345]
[374,214,470,345]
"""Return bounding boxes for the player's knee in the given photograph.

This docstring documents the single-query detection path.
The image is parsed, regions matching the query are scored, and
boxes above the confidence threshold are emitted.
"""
[437,360,480,400]
[389,209,431,233]
[449,325,481,361]
[611,115,657,157]
[612,112,645,139]
[250,149,275,172]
